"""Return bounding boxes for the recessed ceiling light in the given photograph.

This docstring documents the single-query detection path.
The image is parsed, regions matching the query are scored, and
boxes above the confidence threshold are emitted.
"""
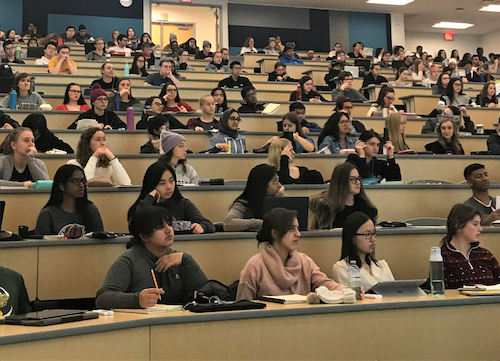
[367,0,414,5]
[480,5,500,12]
[432,22,474,29]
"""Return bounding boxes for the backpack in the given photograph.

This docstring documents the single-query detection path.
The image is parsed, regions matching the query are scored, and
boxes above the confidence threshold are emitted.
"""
[0,64,14,93]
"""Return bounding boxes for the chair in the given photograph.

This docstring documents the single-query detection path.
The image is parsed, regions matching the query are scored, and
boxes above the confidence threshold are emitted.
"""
[405,218,447,226]
[407,179,453,185]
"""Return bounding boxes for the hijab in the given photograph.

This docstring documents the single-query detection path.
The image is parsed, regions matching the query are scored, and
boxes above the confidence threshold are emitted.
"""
[219,108,239,139]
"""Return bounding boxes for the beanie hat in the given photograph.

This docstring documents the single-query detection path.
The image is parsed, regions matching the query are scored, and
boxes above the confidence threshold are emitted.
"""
[203,40,211,47]
[90,84,107,103]
[161,131,186,154]
[169,33,177,40]
[269,37,276,43]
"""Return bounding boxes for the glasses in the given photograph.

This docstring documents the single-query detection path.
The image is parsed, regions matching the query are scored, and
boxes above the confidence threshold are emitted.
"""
[67,178,87,186]
[152,102,163,106]
[95,97,108,102]
[232,66,242,70]
[4,46,14,51]
[166,89,177,93]
[385,96,395,101]
[136,59,145,63]
[349,176,362,184]
[339,120,351,125]
[69,90,81,94]
[229,116,242,122]
[355,232,377,240]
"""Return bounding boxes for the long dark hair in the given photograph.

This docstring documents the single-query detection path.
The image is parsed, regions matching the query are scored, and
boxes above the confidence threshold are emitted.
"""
[479,81,498,104]
[42,164,97,231]
[437,118,462,154]
[317,112,350,147]
[159,83,181,103]
[299,76,313,95]
[375,85,395,108]
[63,83,87,106]
[441,204,481,245]
[256,208,297,245]
[117,78,136,102]
[14,73,31,95]
[127,162,183,220]
[130,54,148,77]
[435,73,448,91]
[22,113,49,137]
[341,211,378,268]
[282,112,306,138]
[76,127,109,168]
[211,87,228,112]
[446,77,463,103]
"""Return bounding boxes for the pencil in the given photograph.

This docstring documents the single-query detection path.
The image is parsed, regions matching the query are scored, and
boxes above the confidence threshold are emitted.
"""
[151,269,161,300]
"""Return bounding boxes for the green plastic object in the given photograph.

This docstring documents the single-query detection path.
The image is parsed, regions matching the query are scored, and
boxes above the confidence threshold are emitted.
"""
[31,180,53,189]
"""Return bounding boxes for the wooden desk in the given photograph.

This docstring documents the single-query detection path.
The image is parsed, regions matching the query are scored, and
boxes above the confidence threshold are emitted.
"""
[406,134,488,153]
[366,85,477,105]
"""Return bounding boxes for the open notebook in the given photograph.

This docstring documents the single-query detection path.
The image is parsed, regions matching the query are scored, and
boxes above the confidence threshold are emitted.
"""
[113,304,182,315]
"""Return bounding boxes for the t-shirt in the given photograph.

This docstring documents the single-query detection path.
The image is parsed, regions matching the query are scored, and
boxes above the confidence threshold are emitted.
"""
[108,46,132,57]
[55,104,90,111]
[91,77,120,92]
[464,197,496,218]
[0,267,31,317]
[347,52,363,59]
[162,100,195,113]
[144,73,174,87]
[10,166,32,182]
[48,57,78,74]
[218,76,252,89]
[332,198,377,228]
[35,204,104,235]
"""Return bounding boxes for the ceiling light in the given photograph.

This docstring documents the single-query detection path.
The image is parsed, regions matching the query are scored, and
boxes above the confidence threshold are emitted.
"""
[480,5,500,12]
[432,22,474,29]
[367,0,413,5]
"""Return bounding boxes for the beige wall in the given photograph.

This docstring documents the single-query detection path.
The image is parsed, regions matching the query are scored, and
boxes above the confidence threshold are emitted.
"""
[405,31,481,58]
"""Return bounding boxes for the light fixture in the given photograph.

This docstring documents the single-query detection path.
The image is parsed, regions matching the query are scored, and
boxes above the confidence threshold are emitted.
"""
[367,0,414,5]
[432,22,474,30]
[480,5,500,12]
[120,0,133,7]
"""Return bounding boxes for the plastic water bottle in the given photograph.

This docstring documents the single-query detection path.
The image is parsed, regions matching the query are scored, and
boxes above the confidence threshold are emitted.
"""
[114,91,121,111]
[348,260,362,300]
[9,89,17,110]
[296,84,302,101]
[15,42,21,59]
[124,62,130,77]
[126,107,134,130]
[430,247,445,296]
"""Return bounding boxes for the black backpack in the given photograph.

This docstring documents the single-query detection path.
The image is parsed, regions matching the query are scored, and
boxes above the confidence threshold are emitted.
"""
[0,64,14,93]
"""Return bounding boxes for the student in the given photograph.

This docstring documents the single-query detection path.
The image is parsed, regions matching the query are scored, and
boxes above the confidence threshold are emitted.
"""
[317,112,357,154]
[159,83,195,113]
[205,51,229,72]
[421,106,474,135]
[0,110,19,130]
[218,61,253,89]
[56,83,90,111]
[347,42,365,59]
[424,118,464,155]
[268,62,297,82]
[139,42,156,69]
[140,116,170,154]
[220,48,229,66]
[108,78,141,111]
[276,112,315,153]
[175,49,194,71]
[187,94,218,131]
[223,164,284,232]
[35,164,103,235]
[347,130,401,182]
[91,63,120,97]
[331,71,367,103]
[108,34,132,57]
[86,38,106,61]
[22,114,73,154]
[1,40,25,64]
[211,87,228,113]
[487,124,500,155]
[289,76,327,102]
[378,51,392,68]
[476,81,499,108]
[437,78,473,113]
[422,66,440,88]
[136,97,186,131]
[143,60,182,88]
[361,64,388,98]
[463,164,500,225]
[179,37,198,55]
[128,163,214,234]
[107,30,120,47]
[432,73,450,96]
[279,45,304,65]
[67,127,131,186]
[335,97,366,134]
[310,162,377,229]
[409,59,427,81]
[48,44,78,74]
[383,113,409,153]
[0,73,45,109]
[195,40,213,60]
[268,138,323,184]
[440,204,500,289]
[158,132,199,185]
[0,266,31,316]
[209,108,247,153]
[130,54,149,77]
[236,208,346,301]
[75,24,93,44]
[163,33,177,50]
[238,86,265,114]
[263,37,280,55]
[239,37,258,55]
[0,127,49,187]
[332,211,394,291]
[367,86,398,117]
[286,102,322,133]
[69,84,126,129]
[96,207,208,308]
[35,41,56,65]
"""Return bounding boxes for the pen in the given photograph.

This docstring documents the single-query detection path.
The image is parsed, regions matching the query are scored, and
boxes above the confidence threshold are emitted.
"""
[151,269,161,300]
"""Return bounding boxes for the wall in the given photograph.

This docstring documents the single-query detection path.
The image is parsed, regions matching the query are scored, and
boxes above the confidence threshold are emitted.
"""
[480,30,500,54]
[329,11,349,51]
[0,0,23,34]
[405,32,481,58]
[348,12,388,53]
[390,13,405,50]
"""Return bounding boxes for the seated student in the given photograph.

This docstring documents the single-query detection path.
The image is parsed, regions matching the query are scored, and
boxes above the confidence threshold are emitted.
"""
[35,164,103,236]
[35,41,56,65]
[366,86,398,117]
[238,86,265,114]
[279,45,304,65]
[421,106,474,134]
[440,204,500,289]
[378,51,392,68]
[67,127,131,186]
[56,83,90,111]
[318,112,357,154]
[0,127,49,187]
[1,40,25,64]
[86,38,106,61]
[289,76,327,102]
[223,164,284,232]
[91,63,120,98]
[332,211,395,291]
[432,73,450,96]
[208,108,247,153]
[332,71,367,103]
[264,37,281,55]
[140,116,170,154]
[159,83,195,113]
[158,132,199,185]
[130,54,149,77]
[361,64,388,98]
[175,49,194,71]
[476,81,499,108]
[108,78,142,112]
[205,51,229,72]
[422,66,440,88]
[335,97,366,134]
[463,163,500,225]
[424,118,465,155]
[239,37,258,55]
[140,41,156,69]
[195,40,213,60]
[382,113,409,153]
[437,78,473,113]
[347,42,365,59]
[60,25,77,44]
[135,32,150,50]
[409,59,427,81]
[48,45,78,74]
[74,24,92,44]
[128,163,214,234]
[487,123,500,155]
[286,102,322,133]
[324,59,343,90]
[143,60,182,88]
[276,112,315,153]
[310,162,377,229]
[187,94,218,131]
[179,37,198,55]
[268,62,298,82]
[236,207,346,301]
[69,84,126,130]
[107,34,132,57]
[218,61,253,89]
[347,130,401,182]
[96,206,208,309]
[387,67,411,88]
[0,110,20,130]
[268,138,323,184]
[136,97,186,130]
[0,266,31,316]
[0,73,45,109]
[212,87,228,113]
[22,114,73,154]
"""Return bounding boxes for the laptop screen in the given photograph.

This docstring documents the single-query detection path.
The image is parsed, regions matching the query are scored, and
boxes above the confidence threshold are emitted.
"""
[262,197,309,231]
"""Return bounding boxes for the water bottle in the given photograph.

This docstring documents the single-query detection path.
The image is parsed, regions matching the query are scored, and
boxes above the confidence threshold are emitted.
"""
[296,84,302,101]
[15,42,21,59]
[124,62,130,77]
[126,107,134,130]
[430,247,445,296]
[9,89,17,110]
[348,260,362,300]
[114,91,121,111]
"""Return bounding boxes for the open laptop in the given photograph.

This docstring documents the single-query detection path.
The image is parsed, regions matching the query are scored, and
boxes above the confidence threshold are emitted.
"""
[354,59,371,73]
[262,197,309,231]
[368,279,427,297]
[27,47,44,58]
[344,65,359,78]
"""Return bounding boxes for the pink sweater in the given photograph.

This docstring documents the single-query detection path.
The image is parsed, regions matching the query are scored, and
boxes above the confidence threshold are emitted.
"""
[236,244,345,301]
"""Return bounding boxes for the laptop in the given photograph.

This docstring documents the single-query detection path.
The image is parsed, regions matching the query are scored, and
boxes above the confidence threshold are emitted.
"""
[27,47,44,58]
[262,197,309,231]
[344,65,359,78]
[354,59,370,73]
[368,279,427,297]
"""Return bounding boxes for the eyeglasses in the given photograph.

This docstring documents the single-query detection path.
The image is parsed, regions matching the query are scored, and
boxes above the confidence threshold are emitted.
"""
[385,96,396,101]
[339,120,351,125]
[67,178,87,186]
[229,116,242,122]
[95,97,108,102]
[69,90,81,94]
[355,232,377,240]
[349,176,362,184]
[166,89,177,93]
[343,106,353,110]
[4,46,14,51]
[152,102,163,106]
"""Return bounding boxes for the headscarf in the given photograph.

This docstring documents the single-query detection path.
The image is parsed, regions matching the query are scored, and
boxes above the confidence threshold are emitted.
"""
[219,108,239,139]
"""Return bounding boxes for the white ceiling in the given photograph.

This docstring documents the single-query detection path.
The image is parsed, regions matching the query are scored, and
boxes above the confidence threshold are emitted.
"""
[228,0,500,35]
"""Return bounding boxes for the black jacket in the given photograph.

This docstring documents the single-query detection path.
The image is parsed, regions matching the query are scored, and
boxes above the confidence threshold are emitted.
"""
[362,73,388,98]
[424,140,464,155]
[277,155,324,184]
[36,132,74,153]
[268,72,298,82]
[218,76,253,89]
[0,110,19,128]
[69,108,126,129]
[136,114,187,130]
[238,102,265,114]
[140,140,158,154]
[347,154,401,182]
[487,133,500,155]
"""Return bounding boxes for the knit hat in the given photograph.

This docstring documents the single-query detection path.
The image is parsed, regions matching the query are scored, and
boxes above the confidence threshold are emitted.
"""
[203,40,211,47]
[90,84,107,103]
[269,37,276,43]
[169,33,177,41]
[161,131,186,154]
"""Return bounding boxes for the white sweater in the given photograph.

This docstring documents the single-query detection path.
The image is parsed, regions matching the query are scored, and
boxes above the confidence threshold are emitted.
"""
[67,156,131,186]
[332,258,395,291]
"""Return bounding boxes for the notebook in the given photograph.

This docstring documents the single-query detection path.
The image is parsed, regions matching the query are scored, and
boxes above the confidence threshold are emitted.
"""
[113,304,182,315]
[262,197,309,231]
[262,103,280,115]
[368,279,427,297]
[260,294,307,304]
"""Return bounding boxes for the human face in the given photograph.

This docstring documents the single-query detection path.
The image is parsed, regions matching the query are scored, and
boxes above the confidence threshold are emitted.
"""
[17,76,30,93]
[440,120,454,140]
[66,28,75,38]
[142,45,151,55]
[11,130,34,155]
[203,45,211,53]
[487,83,496,97]
[102,63,115,78]
[95,40,105,51]
[267,174,282,196]
[293,108,306,122]
[276,36,281,44]
[228,112,241,130]
[452,80,462,94]
[354,43,362,52]
[307,50,314,60]
[221,49,229,59]
[467,168,489,192]
[276,66,285,76]
[7,30,16,40]
[150,98,163,115]
[354,219,376,255]
[172,141,187,162]
[119,37,128,48]
[165,85,177,101]
[472,56,480,67]
[68,85,81,102]
[457,215,482,243]
[127,28,135,37]
[79,29,87,37]
[282,118,297,133]
[58,48,70,59]
[365,137,380,158]
[231,64,242,77]
[430,67,440,80]
[245,89,257,104]
[113,31,120,40]
[342,76,353,89]
[3,43,14,58]
[348,169,361,195]
[303,79,313,93]
[338,114,351,135]
[384,92,395,107]
[136,56,145,68]
[338,52,346,61]
[249,38,255,47]
[400,116,407,134]
[383,53,391,62]
[441,74,450,87]
[334,43,341,52]
[93,95,108,110]
[399,70,408,82]
[212,90,224,104]
[269,40,276,48]
[202,96,215,115]
[372,65,381,77]
[28,23,35,32]
[45,44,56,59]
[285,49,294,58]
[89,131,106,152]
[160,62,173,77]
[276,218,301,253]
[63,170,86,199]
[145,222,174,248]
[118,79,131,93]
[28,39,38,47]
[213,52,222,64]
[342,102,353,117]
[179,51,189,62]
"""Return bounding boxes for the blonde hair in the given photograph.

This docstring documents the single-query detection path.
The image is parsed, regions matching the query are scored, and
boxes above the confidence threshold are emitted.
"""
[386,113,409,153]
[199,94,212,108]
[4,127,33,155]
[267,138,292,170]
